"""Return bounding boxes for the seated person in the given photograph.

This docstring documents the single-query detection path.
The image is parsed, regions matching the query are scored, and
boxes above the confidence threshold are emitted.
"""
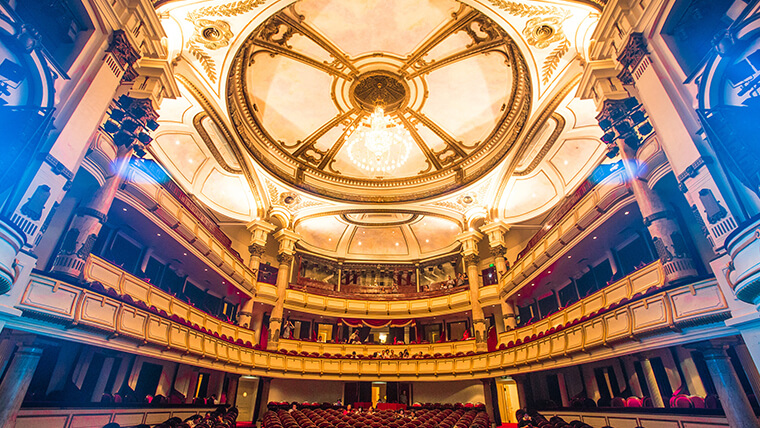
[348,330,361,344]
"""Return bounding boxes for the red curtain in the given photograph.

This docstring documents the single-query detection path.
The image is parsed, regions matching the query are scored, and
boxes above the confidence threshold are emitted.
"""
[486,326,497,352]
[340,318,415,328]
[260,325,268,349]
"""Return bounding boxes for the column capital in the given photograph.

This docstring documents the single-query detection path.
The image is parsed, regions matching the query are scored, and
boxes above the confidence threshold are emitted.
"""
[103,95,160,157]
[490,245,507,258]
[596,96,653,155]
[247,219,276,248]
[456,230,484,256]
[463,253,480,267]
[273,228,300,256]
[248,243,266,258]
[480,220,510,248]
[276,253,294,266]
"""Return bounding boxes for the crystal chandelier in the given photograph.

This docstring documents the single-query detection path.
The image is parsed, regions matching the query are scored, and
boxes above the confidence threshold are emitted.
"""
[346,107,412,174]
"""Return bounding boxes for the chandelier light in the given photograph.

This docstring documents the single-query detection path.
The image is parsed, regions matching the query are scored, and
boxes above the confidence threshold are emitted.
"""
[346,107,412,174]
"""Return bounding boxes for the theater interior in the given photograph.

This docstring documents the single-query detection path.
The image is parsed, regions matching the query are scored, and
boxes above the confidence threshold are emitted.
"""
[2,0,760,427]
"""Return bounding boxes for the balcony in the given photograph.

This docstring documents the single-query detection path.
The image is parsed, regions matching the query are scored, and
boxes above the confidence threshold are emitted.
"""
[499,260,665,346]
[17,271,730,380]
[501,167,634,295]
[82,255,256,346]
[117,160,257,293]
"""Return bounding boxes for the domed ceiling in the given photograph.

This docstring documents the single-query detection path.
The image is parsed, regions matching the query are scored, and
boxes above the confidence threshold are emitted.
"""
[226,0,530,202]
[152,0,606,261]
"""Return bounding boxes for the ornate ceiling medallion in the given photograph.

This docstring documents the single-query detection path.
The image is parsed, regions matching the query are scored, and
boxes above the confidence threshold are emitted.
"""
[350,72,408,113]
[192,19,234,50]
[226,0,532,203]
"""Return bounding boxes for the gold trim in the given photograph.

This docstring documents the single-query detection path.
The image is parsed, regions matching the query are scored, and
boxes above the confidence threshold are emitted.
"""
[193,112,242,174]
[225,10,532,203]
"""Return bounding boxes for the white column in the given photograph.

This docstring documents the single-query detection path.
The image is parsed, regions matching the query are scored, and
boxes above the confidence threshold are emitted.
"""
[698,343,760,428]
[268,229,300,350]
[0,344,44,427]
[639,356,664,407]
[457,230,487,351]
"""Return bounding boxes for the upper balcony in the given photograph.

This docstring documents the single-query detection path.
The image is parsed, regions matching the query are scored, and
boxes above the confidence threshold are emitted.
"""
[499,165,634,297]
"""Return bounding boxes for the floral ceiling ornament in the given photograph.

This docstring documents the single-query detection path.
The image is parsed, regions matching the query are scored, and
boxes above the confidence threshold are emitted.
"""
[522,16,565,49]
[191,19,234,50]
[522,14,571,85]
[184,0,267,83]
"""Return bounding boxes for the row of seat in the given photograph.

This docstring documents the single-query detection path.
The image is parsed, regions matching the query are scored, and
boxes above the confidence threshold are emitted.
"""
[566,394,720,409]
[263,408,488,428]
[516,409,592,428]
[266,403,486,411]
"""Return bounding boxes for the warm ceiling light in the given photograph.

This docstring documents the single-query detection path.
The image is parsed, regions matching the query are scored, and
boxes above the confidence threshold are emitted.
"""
[346,107,412,174]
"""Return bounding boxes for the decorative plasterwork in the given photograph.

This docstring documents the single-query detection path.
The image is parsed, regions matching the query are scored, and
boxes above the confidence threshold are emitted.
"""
[226,1,533,203]
[184,0,268,82]
[150,0,606,260]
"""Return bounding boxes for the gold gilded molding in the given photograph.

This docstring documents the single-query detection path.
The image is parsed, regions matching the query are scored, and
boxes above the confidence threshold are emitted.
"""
[193,112,242,174]
[225,9,533,203]
[192,19,234,50]
[513,74,579,176]
[186,0,267,22]
[184,0,267,82]
[186,42,218,82]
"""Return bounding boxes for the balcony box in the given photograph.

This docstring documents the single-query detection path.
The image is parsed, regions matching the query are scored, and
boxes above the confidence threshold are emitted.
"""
[726,216,760,304]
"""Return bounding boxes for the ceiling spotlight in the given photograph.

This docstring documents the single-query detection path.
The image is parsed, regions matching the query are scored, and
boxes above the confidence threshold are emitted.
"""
[567,255,572,259]
[156,233,161,237]
[624,211,629,215]
[593,236,597,240]
[122,208,127,211]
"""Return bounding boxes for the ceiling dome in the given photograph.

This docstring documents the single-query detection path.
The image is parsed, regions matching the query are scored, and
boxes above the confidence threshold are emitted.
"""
[226,0,531,203]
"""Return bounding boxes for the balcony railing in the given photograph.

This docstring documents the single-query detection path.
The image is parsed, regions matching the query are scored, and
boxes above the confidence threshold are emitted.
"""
[502,167,634,294]
[82,255,256,346]
[499,260,664,346]
[120,162,258,293]
[19,272,729,380]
